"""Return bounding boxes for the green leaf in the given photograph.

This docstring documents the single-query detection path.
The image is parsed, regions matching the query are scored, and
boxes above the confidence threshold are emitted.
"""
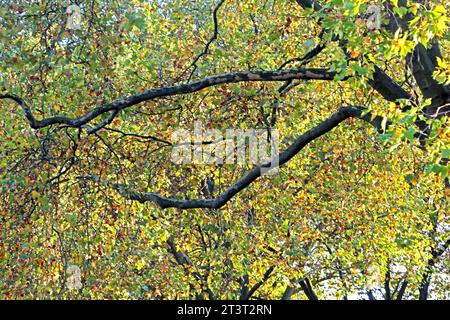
[403,127,416,142]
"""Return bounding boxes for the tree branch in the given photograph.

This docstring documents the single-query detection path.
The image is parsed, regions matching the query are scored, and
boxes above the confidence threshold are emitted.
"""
[86,109,119,135]
[240,266,275,300]
[181,0,225,82]
[396,280,408,300]
[0,68,337,130]
[85,105,384,209]
[299,278,318,300]
[419,236,450,300]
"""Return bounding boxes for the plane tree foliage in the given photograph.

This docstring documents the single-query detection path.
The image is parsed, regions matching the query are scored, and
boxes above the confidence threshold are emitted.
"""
[0,0,448,299]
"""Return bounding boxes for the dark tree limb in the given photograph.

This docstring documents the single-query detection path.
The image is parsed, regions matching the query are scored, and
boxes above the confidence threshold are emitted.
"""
[299,278,318,300]
[368,65,412,102]
[180,0,225,82]
[324,243,349,299]
[367,290,376,300]
[104,127,173,145]
[167,236,191,265]
[384,263,392,300]
[396,280,408,300]
[0,68,337,130]
[281,282,296,300]
[407,42,449,116]
[166,236,216,300]
[418,237,450,300]
[86,105,385,210]
[240,266,275,300]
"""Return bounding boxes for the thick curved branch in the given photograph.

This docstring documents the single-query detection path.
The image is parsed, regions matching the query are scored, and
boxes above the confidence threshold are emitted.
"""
[95,105,384,210]
[368,65,412,102]
[0,68,336,130]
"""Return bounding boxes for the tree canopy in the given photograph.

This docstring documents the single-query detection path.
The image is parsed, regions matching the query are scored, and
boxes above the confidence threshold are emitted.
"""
[0,0,448,300]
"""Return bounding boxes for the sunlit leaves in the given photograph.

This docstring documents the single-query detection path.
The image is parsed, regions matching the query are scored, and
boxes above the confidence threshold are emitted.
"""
[0,0,448,300]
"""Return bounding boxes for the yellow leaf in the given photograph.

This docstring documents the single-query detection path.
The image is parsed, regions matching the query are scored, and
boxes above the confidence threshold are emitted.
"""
[436,57,446,69]
[31,190,40,199]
